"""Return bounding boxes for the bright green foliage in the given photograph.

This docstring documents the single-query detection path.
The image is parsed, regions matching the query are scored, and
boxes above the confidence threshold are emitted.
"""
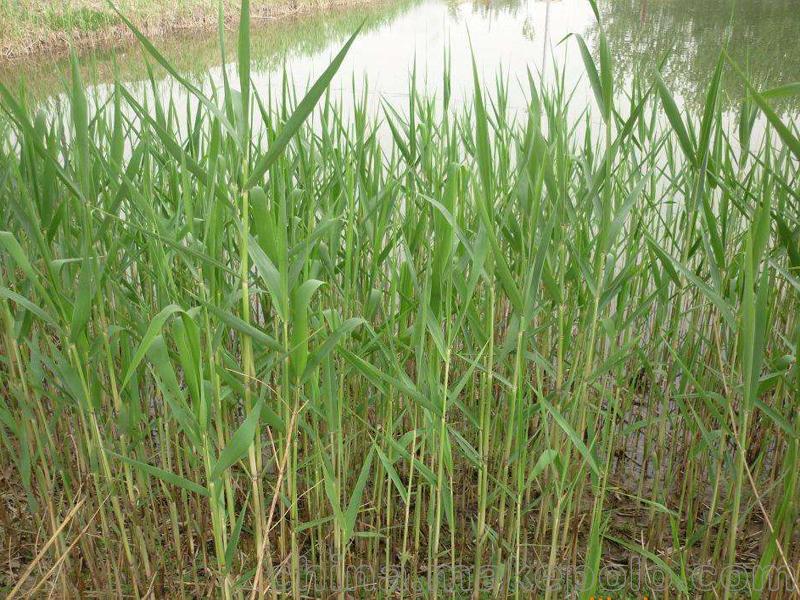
[1,4,799,599]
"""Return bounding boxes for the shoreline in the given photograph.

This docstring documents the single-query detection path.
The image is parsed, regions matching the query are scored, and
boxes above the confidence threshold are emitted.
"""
[0,0,380,63]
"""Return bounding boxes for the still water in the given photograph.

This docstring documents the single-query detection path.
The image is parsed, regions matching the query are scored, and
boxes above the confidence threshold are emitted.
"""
[1,0,798,117]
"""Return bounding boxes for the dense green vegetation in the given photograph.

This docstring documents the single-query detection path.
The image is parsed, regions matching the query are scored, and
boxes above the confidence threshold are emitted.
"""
[1,2,799,598]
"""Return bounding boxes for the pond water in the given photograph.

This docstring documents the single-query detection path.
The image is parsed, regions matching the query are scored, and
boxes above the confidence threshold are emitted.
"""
[1,0,798,118]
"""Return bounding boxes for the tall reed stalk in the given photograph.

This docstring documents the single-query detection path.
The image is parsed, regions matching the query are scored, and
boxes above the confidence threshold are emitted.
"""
[1,2,799,598]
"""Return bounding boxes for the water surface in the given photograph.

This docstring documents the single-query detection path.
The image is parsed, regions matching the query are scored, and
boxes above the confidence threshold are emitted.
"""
[2,0,798,116]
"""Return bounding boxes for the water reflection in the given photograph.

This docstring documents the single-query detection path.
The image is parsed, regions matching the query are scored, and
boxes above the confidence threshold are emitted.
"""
[0,0,421,98]
[596,0,800,109]
[0,0,797,115]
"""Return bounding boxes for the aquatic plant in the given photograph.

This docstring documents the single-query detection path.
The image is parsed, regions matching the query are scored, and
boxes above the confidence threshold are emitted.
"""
[1,2,799,598]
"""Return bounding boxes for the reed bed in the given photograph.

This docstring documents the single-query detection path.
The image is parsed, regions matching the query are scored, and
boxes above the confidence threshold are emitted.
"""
[1,2,799,597]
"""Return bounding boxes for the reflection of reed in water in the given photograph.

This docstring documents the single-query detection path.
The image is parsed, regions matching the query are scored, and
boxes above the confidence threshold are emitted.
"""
[595,0,800,110]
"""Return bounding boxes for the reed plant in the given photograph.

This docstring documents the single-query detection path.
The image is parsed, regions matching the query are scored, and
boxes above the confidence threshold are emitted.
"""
[1,2,799,598]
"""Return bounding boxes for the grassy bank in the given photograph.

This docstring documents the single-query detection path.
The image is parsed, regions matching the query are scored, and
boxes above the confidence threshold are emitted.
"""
[0,0,379,60]
[1,2,800,598]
